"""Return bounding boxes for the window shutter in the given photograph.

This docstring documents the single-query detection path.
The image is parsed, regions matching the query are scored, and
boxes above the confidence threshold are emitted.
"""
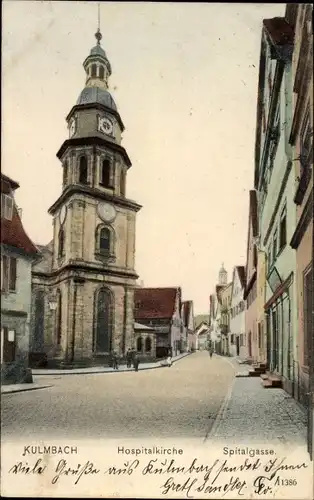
[9,257,17,291]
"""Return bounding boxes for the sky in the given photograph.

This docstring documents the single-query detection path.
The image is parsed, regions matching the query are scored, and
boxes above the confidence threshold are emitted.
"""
[2,1,285,315]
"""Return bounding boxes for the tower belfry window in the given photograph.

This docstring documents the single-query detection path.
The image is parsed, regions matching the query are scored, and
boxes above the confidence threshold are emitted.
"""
[100,159,111,188]
[63,160,68,185]
[99,66,105,80]
[91,64,97,77]
[79,156,88,184]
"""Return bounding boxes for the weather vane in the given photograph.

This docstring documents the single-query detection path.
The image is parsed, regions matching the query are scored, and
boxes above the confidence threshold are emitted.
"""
[95,2,102,45]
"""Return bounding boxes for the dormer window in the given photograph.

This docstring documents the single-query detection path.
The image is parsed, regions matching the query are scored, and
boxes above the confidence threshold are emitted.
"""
[1,194,14,220]
[99,66,105,80]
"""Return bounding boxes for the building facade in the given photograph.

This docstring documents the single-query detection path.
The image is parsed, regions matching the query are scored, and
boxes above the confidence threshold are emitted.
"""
[256,250,267,364]
[134,287,182,358]
[208,264,229,354]
[254,15,297,394]
[244,190,259,362]
[181,300,196,352]
[219,282,232,356]
[30,29,141,367]
[287,3,313,457]
[229,266,246,359]
[1,174,39,383]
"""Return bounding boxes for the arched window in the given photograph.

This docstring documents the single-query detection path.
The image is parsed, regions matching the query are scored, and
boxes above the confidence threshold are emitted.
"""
[58,228,65,258]
[137,336,143,352]
[56,289,62,345]
[79,156,88,184]
[99,65,105,79]
[94,288,113,353]
[91,64,97,77]
[63,160,68,185]
[99,227,111,254]
[120,169,126,196]
[145,336,152,353]
[100,159,111,187]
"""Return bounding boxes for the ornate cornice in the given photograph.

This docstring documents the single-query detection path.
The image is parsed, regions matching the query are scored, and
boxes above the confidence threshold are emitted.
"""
[32,261,139,282]
[56,136,131,167]
[48,185,142,215]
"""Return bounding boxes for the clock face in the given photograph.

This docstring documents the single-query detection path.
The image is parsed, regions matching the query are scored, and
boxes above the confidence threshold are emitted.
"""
[59,205,67,225]
[69,118,76,138]
[98,116,113,136]
[97,202,116,222]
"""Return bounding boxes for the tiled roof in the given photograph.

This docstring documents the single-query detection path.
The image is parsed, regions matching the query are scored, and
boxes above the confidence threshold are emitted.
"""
[1,176,38,257]
[33,241,53,273]
[1,175,19,192]
[263,17,294,47]
[1,206,39,256]
[236,266,246,289]
[134,287,179,320]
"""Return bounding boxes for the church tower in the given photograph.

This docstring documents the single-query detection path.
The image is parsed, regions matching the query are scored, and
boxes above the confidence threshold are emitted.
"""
[45,26,142,364]
[218,263,227,286]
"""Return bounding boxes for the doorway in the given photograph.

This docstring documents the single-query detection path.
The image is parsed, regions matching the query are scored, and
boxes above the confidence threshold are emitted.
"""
[248,331,252,358]
[1,327,16,364]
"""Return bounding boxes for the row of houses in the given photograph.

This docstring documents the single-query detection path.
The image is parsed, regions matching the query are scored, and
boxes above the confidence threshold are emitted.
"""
[209,4,313,457]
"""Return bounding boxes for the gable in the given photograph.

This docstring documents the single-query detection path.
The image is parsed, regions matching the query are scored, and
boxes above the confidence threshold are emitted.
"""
[231,267,245,305]
[195,322,208,335]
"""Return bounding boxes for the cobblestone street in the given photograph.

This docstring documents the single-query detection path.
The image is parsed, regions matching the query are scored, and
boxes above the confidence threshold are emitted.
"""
[1,352,234,441]
[212,375,308,447]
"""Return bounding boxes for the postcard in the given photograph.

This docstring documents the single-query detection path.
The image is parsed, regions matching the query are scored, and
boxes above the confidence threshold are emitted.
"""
[1,1,313,499]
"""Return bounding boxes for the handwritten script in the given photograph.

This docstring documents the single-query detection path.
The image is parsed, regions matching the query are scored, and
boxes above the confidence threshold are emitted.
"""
[7,455,308,497]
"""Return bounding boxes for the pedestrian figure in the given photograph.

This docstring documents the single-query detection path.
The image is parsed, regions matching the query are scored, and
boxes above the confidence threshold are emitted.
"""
[126,348,132,369]
[167,345,173,367]
[166,355,172,367]
[133,352,140,372]
[111,351,119,370]
[209,347,214,358]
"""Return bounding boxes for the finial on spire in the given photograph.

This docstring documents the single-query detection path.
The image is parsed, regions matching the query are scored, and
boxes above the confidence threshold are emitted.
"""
[95,3,102,45]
